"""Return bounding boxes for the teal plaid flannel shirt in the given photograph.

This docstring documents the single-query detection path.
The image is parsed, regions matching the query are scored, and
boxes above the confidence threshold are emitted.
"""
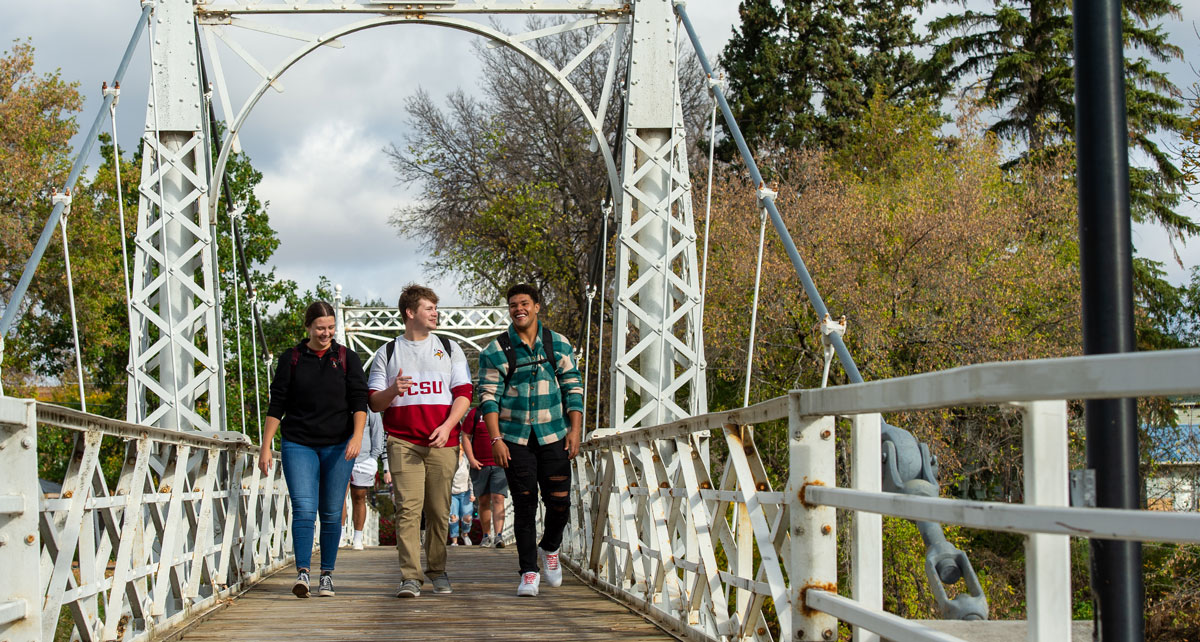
[476,321,584,445]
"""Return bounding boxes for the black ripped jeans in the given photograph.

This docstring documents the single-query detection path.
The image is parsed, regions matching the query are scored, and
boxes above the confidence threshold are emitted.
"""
[503,434,572,574]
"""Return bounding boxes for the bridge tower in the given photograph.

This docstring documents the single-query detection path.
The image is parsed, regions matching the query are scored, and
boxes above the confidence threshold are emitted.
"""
[133,0,705,434]
[128,0,223,431]
[608,0,707,431]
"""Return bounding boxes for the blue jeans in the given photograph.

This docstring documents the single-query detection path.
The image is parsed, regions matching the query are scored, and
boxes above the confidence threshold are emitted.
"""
[281,438,354,572]
[448,491,473,538]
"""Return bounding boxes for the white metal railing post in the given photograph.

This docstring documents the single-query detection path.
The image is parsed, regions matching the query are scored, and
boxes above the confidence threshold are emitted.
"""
[1019,400,1070,641]
[0,397,42,640]
[789,393,838,641]
[850,413,883,642]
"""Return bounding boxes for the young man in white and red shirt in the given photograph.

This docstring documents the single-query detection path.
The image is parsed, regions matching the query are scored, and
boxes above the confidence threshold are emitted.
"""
[368,284,472,598]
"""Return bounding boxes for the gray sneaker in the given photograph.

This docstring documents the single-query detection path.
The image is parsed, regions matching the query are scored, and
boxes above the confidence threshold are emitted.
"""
[431,573,452,594]
[292,570,310,598]
[317,573,335,597]
[395,579,422,598]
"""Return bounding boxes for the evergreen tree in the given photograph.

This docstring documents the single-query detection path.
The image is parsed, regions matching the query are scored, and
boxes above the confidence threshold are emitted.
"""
[719,0,940,153]
[929,0,1194,235]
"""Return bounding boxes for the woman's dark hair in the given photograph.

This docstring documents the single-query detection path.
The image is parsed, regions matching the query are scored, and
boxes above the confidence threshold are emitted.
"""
[303,301,336,327]
[505,283,540,304]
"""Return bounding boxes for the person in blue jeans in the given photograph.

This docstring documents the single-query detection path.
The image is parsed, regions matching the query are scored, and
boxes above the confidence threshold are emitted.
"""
[259,301,368,598]
[447,446,474,546]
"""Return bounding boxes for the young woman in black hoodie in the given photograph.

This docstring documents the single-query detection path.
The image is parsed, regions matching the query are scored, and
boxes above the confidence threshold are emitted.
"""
[258,301,367,598]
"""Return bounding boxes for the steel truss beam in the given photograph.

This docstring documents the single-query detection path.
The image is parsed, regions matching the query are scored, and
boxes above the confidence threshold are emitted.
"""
[608,0,706,431]
[335,301,510,368]
[129,0,222,431]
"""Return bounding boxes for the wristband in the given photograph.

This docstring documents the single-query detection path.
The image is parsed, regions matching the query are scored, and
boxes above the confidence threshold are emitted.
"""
[491,436,503,444]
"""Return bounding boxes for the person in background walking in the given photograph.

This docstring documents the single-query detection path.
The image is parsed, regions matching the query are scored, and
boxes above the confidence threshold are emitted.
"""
[448,445,474,546]
[345,410,390,550]
[259,301,367,598]
[461,406,508,547]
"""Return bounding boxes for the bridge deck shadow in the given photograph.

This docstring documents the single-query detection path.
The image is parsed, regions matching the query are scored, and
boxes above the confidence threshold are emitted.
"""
[174,545,675,641]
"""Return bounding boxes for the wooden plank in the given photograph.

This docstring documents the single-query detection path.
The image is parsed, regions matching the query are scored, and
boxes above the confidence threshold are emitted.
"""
[176,546,677,641]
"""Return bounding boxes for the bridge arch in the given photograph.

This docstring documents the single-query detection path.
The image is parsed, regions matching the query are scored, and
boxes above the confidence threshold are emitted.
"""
[207,14,624,222]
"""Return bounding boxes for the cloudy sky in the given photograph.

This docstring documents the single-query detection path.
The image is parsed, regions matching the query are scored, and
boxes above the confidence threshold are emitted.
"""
[4,2,1198,310]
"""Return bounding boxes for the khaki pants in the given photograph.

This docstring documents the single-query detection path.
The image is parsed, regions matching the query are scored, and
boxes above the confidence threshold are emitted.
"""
[388,437,457,582]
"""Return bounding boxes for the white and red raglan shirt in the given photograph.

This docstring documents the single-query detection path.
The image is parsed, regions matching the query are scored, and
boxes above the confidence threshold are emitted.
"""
[367,335,473,448]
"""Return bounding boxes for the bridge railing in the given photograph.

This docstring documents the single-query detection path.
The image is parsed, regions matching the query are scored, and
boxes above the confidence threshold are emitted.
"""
[0,398,293,642]
[565,348,1200,642]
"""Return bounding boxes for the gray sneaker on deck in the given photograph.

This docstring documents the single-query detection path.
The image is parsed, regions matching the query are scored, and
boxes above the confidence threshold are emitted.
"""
[317,573,335,597]
[395,579,422,598]
[431,573,453,594]
[292,570,310,598]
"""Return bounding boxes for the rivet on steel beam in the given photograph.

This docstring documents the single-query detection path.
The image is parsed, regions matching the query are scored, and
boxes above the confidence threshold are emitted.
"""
[25,534,36,545]
[823,629,835,640]
[792,430,803,440]
[821,524,832,535]
[21,437,32,449]
[820,430,832,440]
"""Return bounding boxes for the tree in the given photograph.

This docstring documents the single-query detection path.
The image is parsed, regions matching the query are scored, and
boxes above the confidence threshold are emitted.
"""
[700,97,1081,616]
[929,0,1196,239]
[719,0,942,154]
[386,19,707,338]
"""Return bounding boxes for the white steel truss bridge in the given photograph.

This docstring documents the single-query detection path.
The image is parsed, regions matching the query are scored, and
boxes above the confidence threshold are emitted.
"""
[0,2,1197,642]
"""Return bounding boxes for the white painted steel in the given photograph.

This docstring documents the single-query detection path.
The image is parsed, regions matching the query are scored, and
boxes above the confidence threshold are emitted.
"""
[129,0,223,431]
[25,401,303,642]
[806,590,969,642]
[788,407,836,641]
[793,348,1200,417]
[338,305,510,367]
[851,413,882,642]
[0,398,42,641]
[196,1,627,14]
[805,486,1200,544]
[1020,401,1070,642]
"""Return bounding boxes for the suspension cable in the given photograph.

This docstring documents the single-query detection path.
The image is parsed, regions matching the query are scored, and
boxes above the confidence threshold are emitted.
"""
[699,83,718,314]
[145,8,185,430]
[229,207,247,436]
[105,83,138,421]
[54,191,87,413]
[248,287,265,440]
[0,2,152,339]
[581,284,596,431]
[743,198,770,407]
[593,201,611,434]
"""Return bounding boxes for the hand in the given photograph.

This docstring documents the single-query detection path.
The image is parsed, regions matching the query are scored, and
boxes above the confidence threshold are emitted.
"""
[429,424,451,448]
[492,439,510,468]
[383,471,392,485]
[344,438,361,461]
[393,368,414,396]
[467,456,482,470]
[258,444,273,476]
[564,428,581,459]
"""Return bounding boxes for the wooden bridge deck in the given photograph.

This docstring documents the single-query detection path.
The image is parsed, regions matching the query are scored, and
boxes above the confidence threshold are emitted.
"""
[174,545,675,641]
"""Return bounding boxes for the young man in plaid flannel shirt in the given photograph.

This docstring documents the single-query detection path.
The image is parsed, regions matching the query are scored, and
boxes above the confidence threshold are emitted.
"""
[476,284,584,596]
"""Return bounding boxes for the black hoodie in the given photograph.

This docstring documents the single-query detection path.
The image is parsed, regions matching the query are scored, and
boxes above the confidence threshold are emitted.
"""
[266,339,368,447]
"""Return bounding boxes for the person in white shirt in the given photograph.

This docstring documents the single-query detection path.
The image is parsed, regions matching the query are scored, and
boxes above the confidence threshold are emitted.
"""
[367,284,472,598]
[344,411,390,550]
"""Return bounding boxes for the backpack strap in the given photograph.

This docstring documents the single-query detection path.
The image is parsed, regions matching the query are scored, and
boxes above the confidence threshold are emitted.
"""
[497,332,519,392]
[289,343,349,387]
[496,327,562,392]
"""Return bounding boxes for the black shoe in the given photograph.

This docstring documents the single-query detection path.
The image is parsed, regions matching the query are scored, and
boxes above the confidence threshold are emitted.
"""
[317,573,335,597]
[495,539,505,549]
